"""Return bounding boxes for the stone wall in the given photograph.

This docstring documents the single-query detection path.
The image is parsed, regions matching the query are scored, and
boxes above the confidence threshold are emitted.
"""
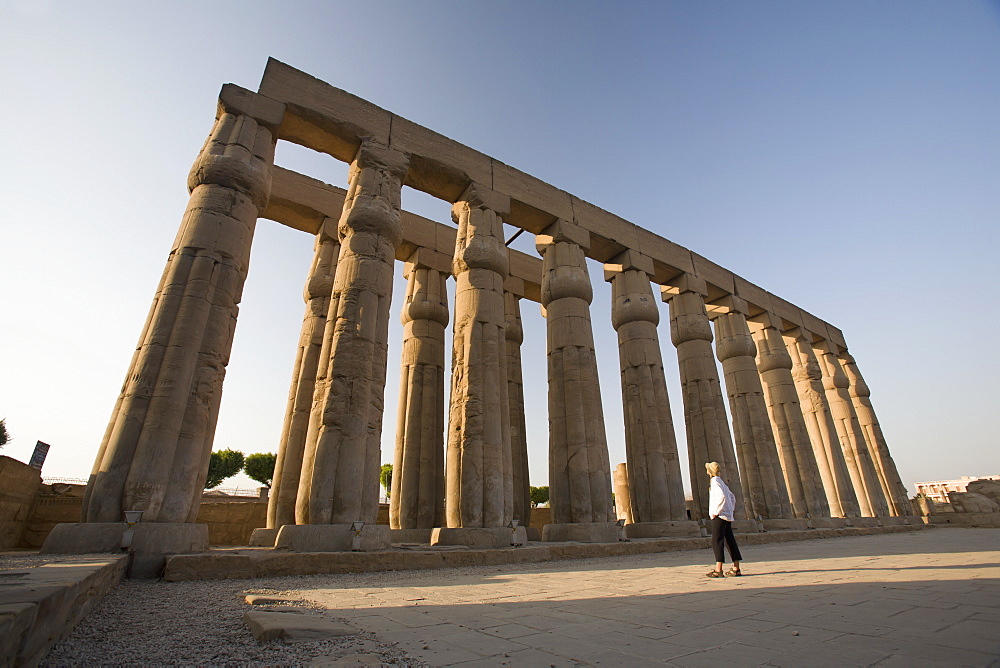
[0,456,42,548]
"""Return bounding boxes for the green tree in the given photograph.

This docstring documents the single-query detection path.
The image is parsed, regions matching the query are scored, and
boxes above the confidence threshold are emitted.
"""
[0,418,8,448]
[244,452,277,488]
[530,486,549,508]
[205,449,244,489]
[380,463,393,499]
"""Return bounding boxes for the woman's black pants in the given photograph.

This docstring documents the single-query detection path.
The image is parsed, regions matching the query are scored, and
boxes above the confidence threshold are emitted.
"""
[710,517,743,563]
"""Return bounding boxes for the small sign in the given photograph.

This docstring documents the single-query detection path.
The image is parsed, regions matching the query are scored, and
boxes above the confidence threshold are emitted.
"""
[28,441,50,470]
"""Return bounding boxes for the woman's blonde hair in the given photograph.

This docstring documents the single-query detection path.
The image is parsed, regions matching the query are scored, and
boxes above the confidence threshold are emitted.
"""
[705,461,721,477]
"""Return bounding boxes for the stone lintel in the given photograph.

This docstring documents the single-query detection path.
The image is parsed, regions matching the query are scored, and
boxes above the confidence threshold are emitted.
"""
[456,181,510,215]
[262,166,345,234]
[256,61,845,343]
[536,218,590,251]
[504,276,527,298]
[799,310,834,342]
[602,249,655,282]
[660,273,708,301]
[734,275,773,314]
[218,84,286,130]
[691,252,736,299]
[748,310,785,331]
[825,324,847,350]
[404,247,452,276]
[706,295,750,320]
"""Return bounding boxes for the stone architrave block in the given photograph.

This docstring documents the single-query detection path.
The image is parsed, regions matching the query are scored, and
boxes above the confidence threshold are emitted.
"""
[690,253,736,296]
[493,160,575,224]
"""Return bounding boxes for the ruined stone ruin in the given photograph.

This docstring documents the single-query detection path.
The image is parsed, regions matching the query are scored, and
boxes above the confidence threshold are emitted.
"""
[42,59,913,566]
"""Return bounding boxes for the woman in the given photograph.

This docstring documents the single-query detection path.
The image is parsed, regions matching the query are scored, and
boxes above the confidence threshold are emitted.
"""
[705,461,743,578]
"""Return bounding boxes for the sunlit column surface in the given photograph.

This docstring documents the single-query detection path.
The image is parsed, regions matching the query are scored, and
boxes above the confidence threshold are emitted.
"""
[712,300,793,520]
[82,87,283,523]
[605,251,686,522]
[445,184,513,529]
[815,339,890,517]
[391,250,450,529]
[784,328,860,517]
[662,275,745,521]
[538,219,615,525]
[295,140,409,525]
[504,288,532,527]
[748,314,830,518]
[840,352,912,516]
[267,224,340,529]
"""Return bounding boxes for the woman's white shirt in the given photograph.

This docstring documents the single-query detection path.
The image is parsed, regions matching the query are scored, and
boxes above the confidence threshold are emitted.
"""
[708,476,736,521]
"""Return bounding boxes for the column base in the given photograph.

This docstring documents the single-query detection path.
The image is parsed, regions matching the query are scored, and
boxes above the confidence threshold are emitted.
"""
[40,522,208,578]
[274,524,390,552]
[730,519,763,534]
[625,520,700,538]
[760,518,811,531]
[879,516,908,526]
[541,521,620,543]
[430,526,527,548]
[806,517,848,529]
[248,528,279,546]
[844,517,880,527]
[390,528,434,544]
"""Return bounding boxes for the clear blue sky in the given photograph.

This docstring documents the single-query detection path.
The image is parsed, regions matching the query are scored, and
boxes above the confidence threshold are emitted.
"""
[1,1,997,495]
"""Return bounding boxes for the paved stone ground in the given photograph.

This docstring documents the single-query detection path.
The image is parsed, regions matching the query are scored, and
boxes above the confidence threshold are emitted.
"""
[288,528,1000,666]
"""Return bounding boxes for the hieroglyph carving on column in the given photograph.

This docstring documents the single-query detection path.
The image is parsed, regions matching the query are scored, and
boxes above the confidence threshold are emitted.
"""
[446,184,513,529]
[664,277,745,521]
[538,219,615,525]
[784,328,860,517]
[82,86,284,524]
[605,251,686,522]
[295,140,410,525]
[267,222,340,529]
[815,341,890,517]
[749,315,829,519]
[840,353,911,516]
[391,251,449,529]
[714,304,793,520]
[505,290,532,527]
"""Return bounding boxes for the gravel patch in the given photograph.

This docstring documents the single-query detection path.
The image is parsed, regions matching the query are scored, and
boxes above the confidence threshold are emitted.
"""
[41,576,421,667]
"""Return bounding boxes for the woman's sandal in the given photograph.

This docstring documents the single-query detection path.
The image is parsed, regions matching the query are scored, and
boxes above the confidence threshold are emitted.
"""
[705,570,724,578]
[725,567,742,577]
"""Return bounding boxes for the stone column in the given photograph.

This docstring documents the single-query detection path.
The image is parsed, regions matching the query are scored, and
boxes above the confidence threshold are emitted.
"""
[612,463,634,524]
[748,314,830,519]
[538,219,617,542]
[816,340,890,518]
[505,287,532,528]
[284,140,409,552]
[712,299,794,523]
[662,275,745,521]
[436,183,522,548]
[604,251,687,528]
[784,328,860,518]
[263,222,340,539]
[80,86,283,527]
[840,353,912,516]
[390,249,450,536]
[44,87,283,571]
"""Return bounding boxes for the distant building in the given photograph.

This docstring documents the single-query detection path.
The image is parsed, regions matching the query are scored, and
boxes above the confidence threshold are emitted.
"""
[915,475,1000,503]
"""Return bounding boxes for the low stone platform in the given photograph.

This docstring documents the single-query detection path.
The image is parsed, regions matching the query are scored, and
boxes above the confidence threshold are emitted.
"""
[0,555,127,666]
[164,523,924,581]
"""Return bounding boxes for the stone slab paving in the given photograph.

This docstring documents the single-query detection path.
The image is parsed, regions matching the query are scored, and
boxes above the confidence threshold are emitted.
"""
[285,528,1000,666]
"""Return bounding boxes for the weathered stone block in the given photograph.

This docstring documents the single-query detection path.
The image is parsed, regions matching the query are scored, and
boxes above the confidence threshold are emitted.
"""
[541,522,619,543]
[274,524,390,552]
